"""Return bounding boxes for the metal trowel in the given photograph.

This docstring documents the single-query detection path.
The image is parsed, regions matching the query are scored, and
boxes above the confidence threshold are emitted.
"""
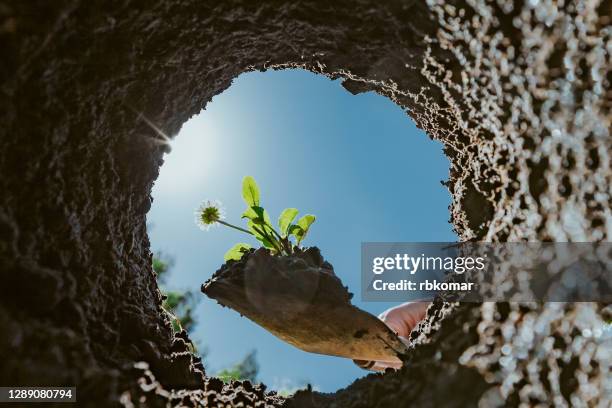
[201,248,408,365]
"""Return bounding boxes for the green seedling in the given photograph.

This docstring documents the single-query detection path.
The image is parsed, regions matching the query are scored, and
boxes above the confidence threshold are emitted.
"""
[195,176,316,261]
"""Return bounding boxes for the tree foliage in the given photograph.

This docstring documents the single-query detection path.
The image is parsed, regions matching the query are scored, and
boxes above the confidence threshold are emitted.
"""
[153,251,198,333]
[216,350,259,383]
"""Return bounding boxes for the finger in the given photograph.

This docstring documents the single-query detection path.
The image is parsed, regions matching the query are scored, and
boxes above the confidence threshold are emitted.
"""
[378,301,430,338]
[352,359,403,372]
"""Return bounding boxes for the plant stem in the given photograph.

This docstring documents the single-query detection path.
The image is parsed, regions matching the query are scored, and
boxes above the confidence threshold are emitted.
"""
[218,220,287,255]
[268,226,284,241]
[217,220,253,235]
[282,237,293,254]
[266,224,292,253]
[252,224,284,254]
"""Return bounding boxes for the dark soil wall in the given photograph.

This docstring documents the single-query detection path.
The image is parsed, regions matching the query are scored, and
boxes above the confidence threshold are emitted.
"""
[1,1,609,406]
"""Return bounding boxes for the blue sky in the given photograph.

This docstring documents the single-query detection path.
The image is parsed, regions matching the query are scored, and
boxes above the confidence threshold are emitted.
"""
[147,69,456,392]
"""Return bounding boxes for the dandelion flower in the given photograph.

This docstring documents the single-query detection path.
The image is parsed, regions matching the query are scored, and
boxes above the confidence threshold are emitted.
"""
[195,200,225,231]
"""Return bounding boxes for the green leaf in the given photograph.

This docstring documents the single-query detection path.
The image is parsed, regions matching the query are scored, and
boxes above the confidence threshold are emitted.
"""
[288,224,304,242]
[295,214,315,245]
[288,224,303,234]
[224,243,252,261]
[243,206,272,225]
[241,206,258,220]
[297,214,316,231]
[247,220,263,237]
[278,208,299,236]
[242,176,260,207]
[262,209,272,226]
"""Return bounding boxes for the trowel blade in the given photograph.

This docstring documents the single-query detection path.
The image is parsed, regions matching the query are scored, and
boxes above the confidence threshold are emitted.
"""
[203,276,408,363]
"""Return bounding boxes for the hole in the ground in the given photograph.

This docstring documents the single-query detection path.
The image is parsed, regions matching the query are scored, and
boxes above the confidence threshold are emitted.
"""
[146,68,456,393]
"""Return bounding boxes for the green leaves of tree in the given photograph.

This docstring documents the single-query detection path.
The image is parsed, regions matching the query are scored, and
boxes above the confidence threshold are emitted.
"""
[224,243,252,261]
[242,176,260,207]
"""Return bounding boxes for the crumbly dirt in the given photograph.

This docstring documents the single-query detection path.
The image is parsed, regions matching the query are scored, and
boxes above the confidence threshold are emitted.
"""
[204,247,352,306]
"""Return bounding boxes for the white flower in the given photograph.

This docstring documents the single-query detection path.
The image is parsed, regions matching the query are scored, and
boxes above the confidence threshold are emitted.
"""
[195,199,225,231]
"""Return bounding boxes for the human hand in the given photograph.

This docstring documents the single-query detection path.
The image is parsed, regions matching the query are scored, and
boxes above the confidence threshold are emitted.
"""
[354,301,430,371]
